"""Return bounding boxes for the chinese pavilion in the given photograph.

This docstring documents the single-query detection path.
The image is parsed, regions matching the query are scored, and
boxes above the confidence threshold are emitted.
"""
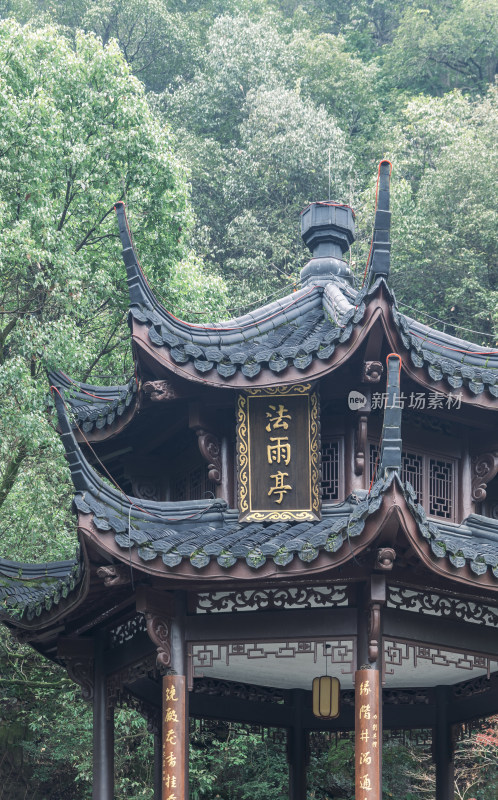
[2,161,498,800]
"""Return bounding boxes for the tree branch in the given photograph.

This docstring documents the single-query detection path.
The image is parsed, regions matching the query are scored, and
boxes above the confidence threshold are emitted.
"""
[0,316,18,365]
[0,442,28,510]
[74,204,120,253]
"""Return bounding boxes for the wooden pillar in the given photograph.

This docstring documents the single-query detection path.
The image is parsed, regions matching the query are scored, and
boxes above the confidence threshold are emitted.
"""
[433,685,455,800]
[355,579,383,800]
[93,632,114,800]
[162,592,188,800]
[355,669,381,800]
[287,689,308,800]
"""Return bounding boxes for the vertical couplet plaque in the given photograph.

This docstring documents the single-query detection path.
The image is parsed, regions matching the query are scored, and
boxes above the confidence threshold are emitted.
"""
[162,675,186,800]
[236,384,320,522]
[355,669,381,800]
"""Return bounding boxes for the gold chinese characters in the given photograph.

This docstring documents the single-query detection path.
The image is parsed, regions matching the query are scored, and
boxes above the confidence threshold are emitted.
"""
[266,404,293,503]
[162,676,185,800]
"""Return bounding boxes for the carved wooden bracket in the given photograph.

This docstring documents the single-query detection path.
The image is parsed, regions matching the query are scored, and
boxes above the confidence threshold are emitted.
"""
[366,574,386,663]
[376,547,396,571]
[471,451,498,502]
[143,379,178,402]
[354,413,369,476]
[195,429,222,484]
[143,612,171,669]
[362,361,383,383]
[96,564,131,587]
[57,638,94,701]
[367,603,382,662]
[136,587,174,670]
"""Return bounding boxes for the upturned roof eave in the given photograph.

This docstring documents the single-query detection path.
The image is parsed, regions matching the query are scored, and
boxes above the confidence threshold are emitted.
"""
[129,280,498,407]
[73,475,498,592]
[49,369,139,443]
[0,538,90,632]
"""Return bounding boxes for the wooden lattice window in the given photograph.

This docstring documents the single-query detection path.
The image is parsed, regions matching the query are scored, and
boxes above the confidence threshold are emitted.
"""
[321,438,343,501]
[429,458,454,519]
[369,444,456,521]
[171,465,216,502]
[401,452,423,503]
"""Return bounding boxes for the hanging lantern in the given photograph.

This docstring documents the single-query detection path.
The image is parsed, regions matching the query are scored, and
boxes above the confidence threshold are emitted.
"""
[312,675,340,719]
[312,643,340,719]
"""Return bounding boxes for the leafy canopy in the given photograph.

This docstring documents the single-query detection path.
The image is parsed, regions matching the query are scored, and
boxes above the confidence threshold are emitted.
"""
[0,20,227,560]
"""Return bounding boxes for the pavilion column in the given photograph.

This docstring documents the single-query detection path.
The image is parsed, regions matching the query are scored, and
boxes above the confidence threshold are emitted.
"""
[93,631,114,800]
[162,591,189,800]
[287,689,308,800]
[433,685,455,800]
[354,578,384,800]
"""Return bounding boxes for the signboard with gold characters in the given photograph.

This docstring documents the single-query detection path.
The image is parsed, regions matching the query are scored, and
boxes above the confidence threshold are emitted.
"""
[236,384,320,522]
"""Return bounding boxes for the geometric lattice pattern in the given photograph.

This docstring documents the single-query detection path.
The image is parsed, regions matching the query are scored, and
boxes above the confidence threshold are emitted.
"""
[321,439,340,500]
[171,466,216,502]
[429,458,454,519]
[384,639,493,679]
[369,445,455,520]
[401,451,423,503]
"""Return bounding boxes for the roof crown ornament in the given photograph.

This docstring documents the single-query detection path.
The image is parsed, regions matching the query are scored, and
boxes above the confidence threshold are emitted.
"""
[367,159,392,281]
[300,202,355,287]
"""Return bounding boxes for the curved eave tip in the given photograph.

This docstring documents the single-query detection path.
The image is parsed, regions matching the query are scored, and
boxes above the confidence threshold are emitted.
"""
[379,159,393,177]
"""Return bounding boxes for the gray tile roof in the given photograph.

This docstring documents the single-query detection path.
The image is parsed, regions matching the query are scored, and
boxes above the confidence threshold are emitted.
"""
[126,273,498,395]
[73,483,386,570]
[0,557,83,622]
[49,370,137,434]
[115,200,498,396]
[391,309,498,397]
[53,391,498,581]
[404,481,498,577]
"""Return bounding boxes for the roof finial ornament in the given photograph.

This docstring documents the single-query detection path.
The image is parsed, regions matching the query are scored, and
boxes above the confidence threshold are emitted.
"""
[300,201,355,287]
[367,160,392,283]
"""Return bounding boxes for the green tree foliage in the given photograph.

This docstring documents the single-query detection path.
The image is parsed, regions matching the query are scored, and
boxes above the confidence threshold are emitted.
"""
[190,723,288,800]
[0,21,227,561]
[0,1,497,797]
[387,0,498,95]
[388,88,498,337]
[0,632,157,799]
[162,15,355,310]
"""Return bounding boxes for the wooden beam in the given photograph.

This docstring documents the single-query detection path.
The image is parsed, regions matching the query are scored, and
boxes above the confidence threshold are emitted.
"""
[384,608,498,657]
[185,607,356,643]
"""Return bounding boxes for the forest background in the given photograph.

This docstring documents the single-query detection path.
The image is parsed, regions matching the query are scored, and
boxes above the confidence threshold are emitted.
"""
[0,0,496,797]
